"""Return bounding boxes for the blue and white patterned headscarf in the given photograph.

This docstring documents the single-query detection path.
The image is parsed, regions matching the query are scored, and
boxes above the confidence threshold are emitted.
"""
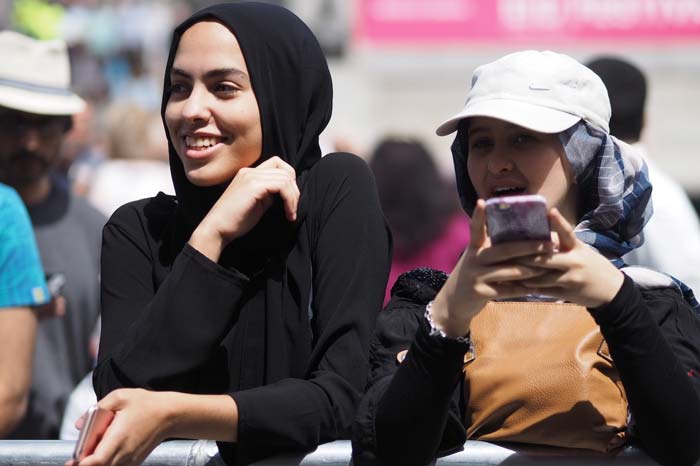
[559,121,652,260]
[451,120,699,310]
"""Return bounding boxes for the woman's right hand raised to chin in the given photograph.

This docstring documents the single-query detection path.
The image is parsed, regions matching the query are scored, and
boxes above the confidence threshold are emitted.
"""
[429,199,553,338]
[189,156,300,262]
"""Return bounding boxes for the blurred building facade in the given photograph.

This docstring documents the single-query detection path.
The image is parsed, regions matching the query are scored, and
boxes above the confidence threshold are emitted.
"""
[325,0,700,200]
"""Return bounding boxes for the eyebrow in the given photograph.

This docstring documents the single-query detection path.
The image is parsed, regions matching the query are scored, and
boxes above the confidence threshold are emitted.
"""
[170,67,249,81]
[468,122,525,137]
[467,126,487,137]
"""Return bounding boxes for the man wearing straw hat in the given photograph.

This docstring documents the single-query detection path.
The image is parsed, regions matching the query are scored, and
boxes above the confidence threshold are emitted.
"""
[0,31,105,439]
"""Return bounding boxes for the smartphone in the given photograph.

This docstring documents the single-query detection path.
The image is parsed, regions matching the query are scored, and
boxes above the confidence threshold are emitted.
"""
[46,272,66,297]
[72,405,115,461]
[485,194,550,244]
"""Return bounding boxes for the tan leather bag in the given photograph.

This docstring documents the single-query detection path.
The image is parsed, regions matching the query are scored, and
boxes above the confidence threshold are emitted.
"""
[463,301,628,452]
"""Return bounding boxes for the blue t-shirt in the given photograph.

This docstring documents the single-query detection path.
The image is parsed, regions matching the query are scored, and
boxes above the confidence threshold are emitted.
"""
[0,182,49,307]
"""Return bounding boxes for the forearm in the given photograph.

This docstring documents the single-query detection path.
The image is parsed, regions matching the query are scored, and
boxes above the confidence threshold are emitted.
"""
[87,388,240,466]
[0,308,37,437]
[96,242,249,396]
[0,392,28,437]
[188,222,226,263]
[162,392,238,442]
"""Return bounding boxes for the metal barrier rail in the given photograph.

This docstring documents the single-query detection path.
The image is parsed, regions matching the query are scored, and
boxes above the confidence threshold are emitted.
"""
[0,439,696,465]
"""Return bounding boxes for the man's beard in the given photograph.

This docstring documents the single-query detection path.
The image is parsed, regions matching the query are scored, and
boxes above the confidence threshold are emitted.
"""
[0,150,52,188]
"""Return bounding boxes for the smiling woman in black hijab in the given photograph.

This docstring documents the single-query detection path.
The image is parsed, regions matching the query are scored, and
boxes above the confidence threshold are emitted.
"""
[83,3,390,466]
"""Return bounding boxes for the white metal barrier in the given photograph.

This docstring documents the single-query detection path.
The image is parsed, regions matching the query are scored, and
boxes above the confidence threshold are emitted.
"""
[0,439,695,465]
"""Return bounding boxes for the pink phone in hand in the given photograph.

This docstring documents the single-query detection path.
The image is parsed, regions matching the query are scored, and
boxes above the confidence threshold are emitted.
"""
[72,405,115,461]
[485,194,550,244]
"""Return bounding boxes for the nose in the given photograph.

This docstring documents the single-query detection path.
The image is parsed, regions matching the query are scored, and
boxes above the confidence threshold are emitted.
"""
[19,127,43,152]
[486,146,514,174]
[181,85,211,122]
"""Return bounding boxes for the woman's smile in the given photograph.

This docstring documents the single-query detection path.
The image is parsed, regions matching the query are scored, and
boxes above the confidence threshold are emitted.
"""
[182,134,229,160]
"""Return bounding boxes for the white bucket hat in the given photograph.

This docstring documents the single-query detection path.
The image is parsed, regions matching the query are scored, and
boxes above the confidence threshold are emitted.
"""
[435,50,611,136]
[0,30,86,116]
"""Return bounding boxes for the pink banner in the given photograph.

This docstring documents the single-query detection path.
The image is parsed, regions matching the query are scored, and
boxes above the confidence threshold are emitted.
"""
[356,0,700,45]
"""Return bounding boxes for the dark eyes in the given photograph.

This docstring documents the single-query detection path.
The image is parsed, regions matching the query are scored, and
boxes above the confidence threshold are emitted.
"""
[168,82,240,96]
[513,133,536,145]
[468,133,538,152]
[469,137,493,151]
[169,82,190,94]
[213,83,240,95]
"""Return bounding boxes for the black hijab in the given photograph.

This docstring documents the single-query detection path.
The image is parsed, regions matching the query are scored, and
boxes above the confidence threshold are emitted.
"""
[159,2,333,392]
[162,1,333,233]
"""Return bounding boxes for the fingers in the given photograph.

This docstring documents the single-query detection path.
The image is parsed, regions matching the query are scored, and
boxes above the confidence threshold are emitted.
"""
[516,252,572,271]
[258,155,296,179]
[488,282,541,300]
[75,412,86,430]
[240,163,299,222]
[519,270,567,288]
[77,426,119,466]
[548,208,577,251]
[469,200,488,248]
[278,175,300,222]
[53,296,67,317]
[479,264,548,284]
[252,170,299,221]
[476,240,554,265]
[450,264,546,304]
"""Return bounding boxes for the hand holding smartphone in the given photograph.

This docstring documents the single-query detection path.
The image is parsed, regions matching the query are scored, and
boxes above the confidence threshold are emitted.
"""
[72,405,115,461]
[485,194,551,244]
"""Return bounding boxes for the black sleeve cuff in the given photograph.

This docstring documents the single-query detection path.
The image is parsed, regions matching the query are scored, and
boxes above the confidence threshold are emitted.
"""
[588,273,639,328]
[181,243,250,283]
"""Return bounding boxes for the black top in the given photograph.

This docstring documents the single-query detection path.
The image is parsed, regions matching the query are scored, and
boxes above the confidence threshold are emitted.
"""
[94,153,391,465]
[94,3,390,465]
[352,269,700,466]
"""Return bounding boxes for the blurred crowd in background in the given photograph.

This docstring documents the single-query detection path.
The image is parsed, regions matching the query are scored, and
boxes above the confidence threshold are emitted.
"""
[1,0,700,441]
[2,0,700,213]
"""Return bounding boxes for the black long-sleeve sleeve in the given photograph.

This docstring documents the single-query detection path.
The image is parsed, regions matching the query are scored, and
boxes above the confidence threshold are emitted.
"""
[374,322,467,466]
[353,270,469,466]
[353,272,700,466]
[94,223,250,392]
[94,153,391,464]
[224,154,392,460]
[589,275,700,466]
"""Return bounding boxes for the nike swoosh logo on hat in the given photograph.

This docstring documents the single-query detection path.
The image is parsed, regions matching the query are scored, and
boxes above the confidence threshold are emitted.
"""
[529,83,550,91]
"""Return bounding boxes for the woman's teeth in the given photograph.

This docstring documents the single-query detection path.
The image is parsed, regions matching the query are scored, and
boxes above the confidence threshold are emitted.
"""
[493,187,525,196]
[185,136,221,148]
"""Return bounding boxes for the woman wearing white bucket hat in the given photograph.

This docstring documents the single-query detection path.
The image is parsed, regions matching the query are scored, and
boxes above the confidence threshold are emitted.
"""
[352,51,700,466]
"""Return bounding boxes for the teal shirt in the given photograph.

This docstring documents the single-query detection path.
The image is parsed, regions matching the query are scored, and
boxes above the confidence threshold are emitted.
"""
[0,182,49,307]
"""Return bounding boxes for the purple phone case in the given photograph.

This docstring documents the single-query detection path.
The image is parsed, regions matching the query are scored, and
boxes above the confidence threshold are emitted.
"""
[485,195,550,244]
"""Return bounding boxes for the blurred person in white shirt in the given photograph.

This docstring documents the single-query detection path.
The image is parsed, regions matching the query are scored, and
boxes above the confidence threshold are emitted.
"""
[85,103,174,217]
[587,56,700,295]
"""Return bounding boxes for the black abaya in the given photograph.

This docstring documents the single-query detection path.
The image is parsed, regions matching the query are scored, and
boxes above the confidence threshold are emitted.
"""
[93,3,391,465]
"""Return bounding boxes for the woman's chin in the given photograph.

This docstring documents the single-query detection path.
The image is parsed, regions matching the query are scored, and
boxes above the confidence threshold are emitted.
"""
[183,167,230,187]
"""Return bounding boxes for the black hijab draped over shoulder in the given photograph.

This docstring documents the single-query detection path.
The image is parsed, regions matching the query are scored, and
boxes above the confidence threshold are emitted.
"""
[159,2,332,392]
[162,2,333,232]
